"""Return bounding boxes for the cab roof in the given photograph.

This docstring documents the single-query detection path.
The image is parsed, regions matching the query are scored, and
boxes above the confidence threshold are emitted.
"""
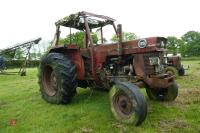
[55,11,115,30]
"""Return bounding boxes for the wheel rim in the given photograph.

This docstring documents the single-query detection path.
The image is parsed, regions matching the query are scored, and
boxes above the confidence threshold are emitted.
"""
[43,65,58,96]
[113,91,136,118]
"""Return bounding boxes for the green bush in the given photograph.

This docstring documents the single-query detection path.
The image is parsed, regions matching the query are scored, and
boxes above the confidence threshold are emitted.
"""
[5,60,40,68]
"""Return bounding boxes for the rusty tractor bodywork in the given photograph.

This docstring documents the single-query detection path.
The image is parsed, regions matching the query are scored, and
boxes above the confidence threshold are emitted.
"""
[38,11,178,126]
[164,56,185,76]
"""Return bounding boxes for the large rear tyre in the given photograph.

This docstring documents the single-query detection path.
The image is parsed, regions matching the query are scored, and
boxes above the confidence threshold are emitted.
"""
[146,82,178,101]
[110,82,147,126]
[38,52,77,104]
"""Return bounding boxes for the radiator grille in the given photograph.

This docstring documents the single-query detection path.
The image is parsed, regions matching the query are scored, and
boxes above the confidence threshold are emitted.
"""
[143,52,164,75]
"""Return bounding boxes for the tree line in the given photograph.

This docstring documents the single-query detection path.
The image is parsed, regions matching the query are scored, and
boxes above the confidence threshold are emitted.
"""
[60,30,200,57]
[59,32,137,47]
[2,30,199,60]
[167,31,200,57]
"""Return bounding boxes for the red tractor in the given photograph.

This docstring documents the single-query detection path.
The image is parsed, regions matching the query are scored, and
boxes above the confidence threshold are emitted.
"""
[38,11,178,126]
[164,56,185,77]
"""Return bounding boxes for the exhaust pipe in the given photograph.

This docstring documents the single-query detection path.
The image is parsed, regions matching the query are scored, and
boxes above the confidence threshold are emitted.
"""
[117,24,123,62]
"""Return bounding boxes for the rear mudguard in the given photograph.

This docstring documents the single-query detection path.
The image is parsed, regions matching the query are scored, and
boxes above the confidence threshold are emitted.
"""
[49,45,85,80]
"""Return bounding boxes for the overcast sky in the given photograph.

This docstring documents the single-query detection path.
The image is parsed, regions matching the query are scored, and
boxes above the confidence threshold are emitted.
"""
[0,0,199,49]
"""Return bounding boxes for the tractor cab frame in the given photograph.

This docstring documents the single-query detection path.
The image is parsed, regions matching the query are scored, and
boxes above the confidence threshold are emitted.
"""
[53,11,117,47]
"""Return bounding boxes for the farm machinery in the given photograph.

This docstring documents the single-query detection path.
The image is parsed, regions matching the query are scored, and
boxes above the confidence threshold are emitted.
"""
[0,56,6,72]
[38,11,178,126]
[164,56,185,77]
[0,38,41,75]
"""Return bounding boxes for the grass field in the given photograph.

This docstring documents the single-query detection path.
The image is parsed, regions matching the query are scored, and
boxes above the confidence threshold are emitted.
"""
[0,60,200,133]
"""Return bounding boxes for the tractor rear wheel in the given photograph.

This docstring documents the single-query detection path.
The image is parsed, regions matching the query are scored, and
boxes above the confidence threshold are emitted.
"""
[38,52,77,104]
[146,82,178,101]
[110,82,147,126]
[178,66,185,76]
[165,66,178,77]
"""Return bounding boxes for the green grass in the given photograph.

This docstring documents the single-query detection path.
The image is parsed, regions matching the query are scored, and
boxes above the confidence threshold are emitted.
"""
[182,56,200,61]
[0,60,200,133]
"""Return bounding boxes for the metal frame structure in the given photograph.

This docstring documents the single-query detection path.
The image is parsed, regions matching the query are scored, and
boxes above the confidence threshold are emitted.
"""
[0,37,42,75]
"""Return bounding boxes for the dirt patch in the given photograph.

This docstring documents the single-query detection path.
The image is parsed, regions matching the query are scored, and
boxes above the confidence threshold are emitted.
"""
[157,119,189,132]
[80,127,93,133]
[175,88,200,105]
[196,70,200,75]
[163,88,200,108]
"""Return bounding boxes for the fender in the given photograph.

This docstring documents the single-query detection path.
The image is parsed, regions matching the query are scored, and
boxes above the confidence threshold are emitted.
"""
[49,45,85,80]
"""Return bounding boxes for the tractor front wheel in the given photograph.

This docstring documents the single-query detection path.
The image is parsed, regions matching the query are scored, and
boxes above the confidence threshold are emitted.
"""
[146,82,178,101]
[165,66,178,77]
[110,82,147,126]
[38,52,77,104]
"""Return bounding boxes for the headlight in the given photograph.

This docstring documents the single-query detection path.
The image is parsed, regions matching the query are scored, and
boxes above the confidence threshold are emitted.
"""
[156,41,165,48]
[138,39,147,48]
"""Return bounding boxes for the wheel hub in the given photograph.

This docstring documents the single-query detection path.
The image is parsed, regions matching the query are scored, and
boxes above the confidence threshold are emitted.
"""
[50,71,58,91]
[113,91,136,118]
[167,70,174,76]
[43,66,58,96]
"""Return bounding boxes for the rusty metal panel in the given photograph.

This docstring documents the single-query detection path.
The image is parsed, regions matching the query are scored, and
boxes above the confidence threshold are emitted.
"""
[143,52,162,75]
[145,74,174,89]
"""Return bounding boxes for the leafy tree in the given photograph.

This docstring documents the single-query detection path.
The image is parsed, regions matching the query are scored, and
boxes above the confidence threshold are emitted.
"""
[1,50,15,59]
[59,32,98,48]
[30,53,37,60]
[14,48,24,60]
[111,32,137,42]
[167,36,184,55]
[181,31,200,56]
[30,46,37,60]
[37,52,42,59]
[37,48,42,59]
[1,48,24,60]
